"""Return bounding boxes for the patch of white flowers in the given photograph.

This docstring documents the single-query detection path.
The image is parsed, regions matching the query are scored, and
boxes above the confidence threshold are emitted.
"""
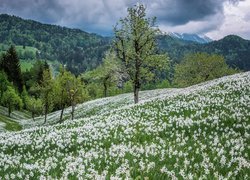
[0,72,249,179]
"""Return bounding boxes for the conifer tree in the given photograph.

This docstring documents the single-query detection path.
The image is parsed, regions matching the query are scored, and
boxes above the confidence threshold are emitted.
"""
[1,45,23,92]
[0,71,10,102]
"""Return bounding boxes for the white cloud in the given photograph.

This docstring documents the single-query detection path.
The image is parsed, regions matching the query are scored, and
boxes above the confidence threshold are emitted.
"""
[206,0,250,39]
[158,13,224,35]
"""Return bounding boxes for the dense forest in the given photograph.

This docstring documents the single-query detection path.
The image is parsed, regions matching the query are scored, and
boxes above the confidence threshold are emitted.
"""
[0,14,111,74]
[0,14,249,76]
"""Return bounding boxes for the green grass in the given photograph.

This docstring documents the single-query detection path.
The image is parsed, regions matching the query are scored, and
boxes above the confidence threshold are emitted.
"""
[0,43,38,54]
[0,72,249,179]
[15,45,38,54]
[0,106,31,131]
[0,114,22,131]
[20,60,34,71]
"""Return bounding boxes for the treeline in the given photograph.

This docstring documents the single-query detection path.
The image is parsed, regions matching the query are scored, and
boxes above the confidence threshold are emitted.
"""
[0,46,88,122]
[0,44,238,122]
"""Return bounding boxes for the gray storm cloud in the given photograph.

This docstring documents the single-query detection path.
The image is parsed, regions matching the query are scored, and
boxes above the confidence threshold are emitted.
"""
[0,0,246,35]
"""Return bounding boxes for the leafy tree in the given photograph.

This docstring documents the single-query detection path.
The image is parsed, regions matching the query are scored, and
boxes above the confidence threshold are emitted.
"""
[66,76,87,120]
[114,4,169,103]
[123,80,133,93]
[83,82,103,99]
[82,51,123,97]
[98,51,122,97]
[40,69,54,124]
[54,66,88,121]
[1,45,23,92]
[54,66,74,122]
[26,96,43,120]
[1,85,23,117]
[156,79,171,89]
[23,60,50,94]
[21,86,29,109]
[174,53,239,87]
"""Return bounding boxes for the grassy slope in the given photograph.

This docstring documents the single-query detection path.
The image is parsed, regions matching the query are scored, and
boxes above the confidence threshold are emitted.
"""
[0,114,22,131]
[0,106,31,131]
[0,72,249,179]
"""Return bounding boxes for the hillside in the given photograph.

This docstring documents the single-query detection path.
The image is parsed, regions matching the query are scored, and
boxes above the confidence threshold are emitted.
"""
[0,106,30,131]
[201,35,250,71]
[1,14,250,75]
[158,35,250,71]
[0,14,111,74]
[0,72,249,179]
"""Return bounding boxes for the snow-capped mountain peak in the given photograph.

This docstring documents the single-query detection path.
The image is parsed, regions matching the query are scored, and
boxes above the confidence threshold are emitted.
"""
[166,32,213,43]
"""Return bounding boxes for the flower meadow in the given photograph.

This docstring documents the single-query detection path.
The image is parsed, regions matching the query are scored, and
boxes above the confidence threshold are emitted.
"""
[0,72,249,179]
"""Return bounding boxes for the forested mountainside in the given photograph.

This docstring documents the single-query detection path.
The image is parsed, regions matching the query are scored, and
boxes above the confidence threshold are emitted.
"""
[0,14,111,74]
[1,14,250,74]
[159,35,250,71]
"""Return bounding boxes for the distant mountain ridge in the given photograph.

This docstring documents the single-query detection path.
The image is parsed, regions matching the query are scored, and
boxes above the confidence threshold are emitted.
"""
[0,14,249,74]
[158,34,250,71]
[166,32,213,43]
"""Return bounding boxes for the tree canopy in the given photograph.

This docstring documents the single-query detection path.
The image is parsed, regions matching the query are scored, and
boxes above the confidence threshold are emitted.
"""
[114,4,169,103]
[174,52,239,87]
[1,85,23,117]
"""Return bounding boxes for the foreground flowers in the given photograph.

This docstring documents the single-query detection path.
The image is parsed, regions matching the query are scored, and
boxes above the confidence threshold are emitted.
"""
[0,72,250,179]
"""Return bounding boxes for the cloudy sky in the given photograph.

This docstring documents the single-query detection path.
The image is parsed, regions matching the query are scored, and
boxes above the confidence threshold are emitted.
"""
[0,0,249,40]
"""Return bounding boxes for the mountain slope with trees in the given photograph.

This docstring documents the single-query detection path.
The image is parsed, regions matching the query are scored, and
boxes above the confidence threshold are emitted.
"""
[0,14,250,75]
[158,34,250,71]
[0,14,111,74]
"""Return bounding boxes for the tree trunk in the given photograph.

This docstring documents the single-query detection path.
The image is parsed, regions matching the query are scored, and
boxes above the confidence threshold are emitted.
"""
[71,105,75,120]
[8,104,11,117]
[134,57,140,104]
[134,84,140,104]
[59,106,65,123]
[44,104,48,124]
[133,71,140,104]
[104,81,107,97]
[59,90,65,123]
[134,84,139,104]
[32,112,35,121]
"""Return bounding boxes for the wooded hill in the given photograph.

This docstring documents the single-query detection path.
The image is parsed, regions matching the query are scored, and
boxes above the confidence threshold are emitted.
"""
[1,14,250,74]
[158,34,250,71]
[0,14,111,74]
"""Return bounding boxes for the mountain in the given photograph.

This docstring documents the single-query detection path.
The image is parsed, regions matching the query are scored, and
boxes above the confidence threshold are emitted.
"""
[0,71,249,179]
[0,14,111,74]
[0,14,249,75]
[200,35,250,71]
[167,32,213,43]
[158,34,250,71]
